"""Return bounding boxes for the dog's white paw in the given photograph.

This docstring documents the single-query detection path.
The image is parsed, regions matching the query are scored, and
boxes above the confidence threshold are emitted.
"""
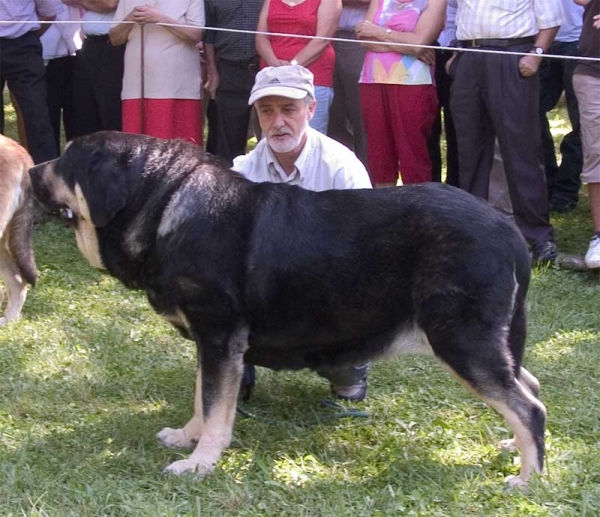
[505,475,528,490]
[163,458,213,479]
[0,316,7,326]
[156,427,198,449]
[499,438,518,453]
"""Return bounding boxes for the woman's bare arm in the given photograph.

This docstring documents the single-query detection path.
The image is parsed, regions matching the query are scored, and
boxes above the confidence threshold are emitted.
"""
[291,0,342,67]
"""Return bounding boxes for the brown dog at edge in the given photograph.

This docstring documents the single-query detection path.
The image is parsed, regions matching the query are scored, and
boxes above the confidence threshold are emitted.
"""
[0,134,38,325]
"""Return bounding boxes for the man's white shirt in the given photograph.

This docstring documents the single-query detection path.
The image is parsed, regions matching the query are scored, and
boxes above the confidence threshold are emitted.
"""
[231,127,372,191]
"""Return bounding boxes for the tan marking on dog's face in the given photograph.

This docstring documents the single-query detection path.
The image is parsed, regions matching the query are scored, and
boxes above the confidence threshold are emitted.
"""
[35,170,105,271]
[72,184,105,270]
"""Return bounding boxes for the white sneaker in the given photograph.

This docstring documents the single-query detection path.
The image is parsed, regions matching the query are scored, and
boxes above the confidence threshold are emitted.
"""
[585,235,600,269]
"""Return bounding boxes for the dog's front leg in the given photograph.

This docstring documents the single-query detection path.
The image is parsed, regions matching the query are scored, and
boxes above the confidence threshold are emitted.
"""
[0,248,29,325]
[157,367,204,448]
[162,325,248,478]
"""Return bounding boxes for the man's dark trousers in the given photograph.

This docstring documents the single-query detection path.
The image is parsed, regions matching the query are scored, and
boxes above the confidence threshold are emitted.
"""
[214,59,257,165]
[450,44,554,246]
[328,31,368,167]
[539,40,582,209]
[0,31,57,163]
[428,46,459,186]
[72,36,124,137]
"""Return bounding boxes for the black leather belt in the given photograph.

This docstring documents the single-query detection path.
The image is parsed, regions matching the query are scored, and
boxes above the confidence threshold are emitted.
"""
[84,34,110,43]
[221,59,259,72]
[456,36,535,48]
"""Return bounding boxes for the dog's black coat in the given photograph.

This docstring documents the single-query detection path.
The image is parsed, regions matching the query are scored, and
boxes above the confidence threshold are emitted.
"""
[29,131,546,484]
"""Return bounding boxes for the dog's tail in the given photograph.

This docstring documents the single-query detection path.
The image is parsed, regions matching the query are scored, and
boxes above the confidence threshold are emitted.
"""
[507,240,531,373]
[9,186,38,287]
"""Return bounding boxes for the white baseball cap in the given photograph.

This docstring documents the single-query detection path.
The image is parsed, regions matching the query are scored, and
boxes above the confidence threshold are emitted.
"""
[248,65,315,105]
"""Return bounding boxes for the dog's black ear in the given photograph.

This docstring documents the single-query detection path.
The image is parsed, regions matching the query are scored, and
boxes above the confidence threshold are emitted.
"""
[81,151,130,228]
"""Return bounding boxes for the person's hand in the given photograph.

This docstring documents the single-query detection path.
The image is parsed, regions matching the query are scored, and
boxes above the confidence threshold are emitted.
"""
[131,5,166,25]
[204,71,219,100]
[594,14,600,29]
[355,19,386,41]
[416,47,436,66]
[518,53,542,77]
[445,53,457,74]
[268,58,290,67]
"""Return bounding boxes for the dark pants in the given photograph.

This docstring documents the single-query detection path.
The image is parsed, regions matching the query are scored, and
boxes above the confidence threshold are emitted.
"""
[212,59,258,165]
[328,31,368,166]
[72,36,124,137]
[539,40,582,206]
[46,55,77,156]
[450,45,553,245]
[0,31,57,163]
[205,98,218,155]
[428,47,459,186]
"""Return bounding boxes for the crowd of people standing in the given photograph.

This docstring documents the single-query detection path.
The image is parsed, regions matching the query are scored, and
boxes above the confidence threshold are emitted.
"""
[1,0,599,269]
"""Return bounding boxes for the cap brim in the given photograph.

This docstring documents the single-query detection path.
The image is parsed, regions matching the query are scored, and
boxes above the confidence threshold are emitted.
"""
[248,86,308,105]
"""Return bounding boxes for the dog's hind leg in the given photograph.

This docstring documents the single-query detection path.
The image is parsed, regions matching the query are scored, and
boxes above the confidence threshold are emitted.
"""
[0,244,28,325]
[162,324,248,478]
[427,320,546,488]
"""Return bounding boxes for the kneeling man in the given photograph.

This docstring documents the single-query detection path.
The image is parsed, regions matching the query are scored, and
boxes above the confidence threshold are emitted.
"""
[232,65,373,402]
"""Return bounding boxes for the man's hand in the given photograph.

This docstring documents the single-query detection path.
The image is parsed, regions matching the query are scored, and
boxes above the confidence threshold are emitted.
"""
[445,52,457,74]
[518,53,542,77]
[594,14,600,29]
[204,71,219,100]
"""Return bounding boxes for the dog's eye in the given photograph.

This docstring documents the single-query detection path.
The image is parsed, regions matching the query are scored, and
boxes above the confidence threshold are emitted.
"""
[59,208,74,220]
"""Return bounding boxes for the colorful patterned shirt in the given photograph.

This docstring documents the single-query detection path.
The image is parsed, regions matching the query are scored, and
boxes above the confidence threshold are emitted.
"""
[359,0,432,85]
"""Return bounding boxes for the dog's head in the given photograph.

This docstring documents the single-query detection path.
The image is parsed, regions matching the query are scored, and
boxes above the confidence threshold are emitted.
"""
[29,132,134,227]
[29,132,138,269]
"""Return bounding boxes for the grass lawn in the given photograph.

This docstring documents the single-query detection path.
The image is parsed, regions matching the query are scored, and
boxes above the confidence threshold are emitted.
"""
[1,96,600,517]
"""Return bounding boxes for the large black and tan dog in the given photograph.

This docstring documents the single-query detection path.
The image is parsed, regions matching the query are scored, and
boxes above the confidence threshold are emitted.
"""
[30,131,546,487]
[0,134,38,325]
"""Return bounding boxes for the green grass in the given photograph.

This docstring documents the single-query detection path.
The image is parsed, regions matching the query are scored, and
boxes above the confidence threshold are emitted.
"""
[1,96,600,516]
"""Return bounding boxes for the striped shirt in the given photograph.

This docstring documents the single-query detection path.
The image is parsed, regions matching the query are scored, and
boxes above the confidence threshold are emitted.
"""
[455,0,564,40]
[0,0,64,38]
[204,0,264,63]
[338,5,368,32]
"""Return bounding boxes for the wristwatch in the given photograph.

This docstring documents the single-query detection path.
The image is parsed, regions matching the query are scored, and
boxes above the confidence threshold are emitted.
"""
[531,47,544,55]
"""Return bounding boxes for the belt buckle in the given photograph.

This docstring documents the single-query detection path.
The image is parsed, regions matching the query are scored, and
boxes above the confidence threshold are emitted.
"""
[470,39,480,48]
[247,62,258,72]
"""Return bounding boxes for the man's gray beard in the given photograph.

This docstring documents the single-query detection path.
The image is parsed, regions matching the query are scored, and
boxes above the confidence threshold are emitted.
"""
[267,121,308,154]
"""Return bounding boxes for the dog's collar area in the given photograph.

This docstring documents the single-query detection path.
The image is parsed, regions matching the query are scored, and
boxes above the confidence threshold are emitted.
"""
[48,206,78,227]
[59,208,74,221]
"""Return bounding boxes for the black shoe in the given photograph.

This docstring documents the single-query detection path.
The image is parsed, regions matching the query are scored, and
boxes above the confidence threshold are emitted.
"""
[331,380,368,402]
[550,199,576,214]
[531,240,557,267]
[239,364,256,401]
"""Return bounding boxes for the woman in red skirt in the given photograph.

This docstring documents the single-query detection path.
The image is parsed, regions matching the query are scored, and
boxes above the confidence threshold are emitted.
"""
[110,0,205,144]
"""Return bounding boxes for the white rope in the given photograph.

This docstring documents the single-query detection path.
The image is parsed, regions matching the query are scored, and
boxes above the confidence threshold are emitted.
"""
[1,19,599,63]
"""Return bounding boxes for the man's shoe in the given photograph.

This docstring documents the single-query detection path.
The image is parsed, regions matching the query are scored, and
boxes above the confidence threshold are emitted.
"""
[585,235,600,269]
[531,240,557,267]
[239,364,256,401]
[331,380,367,402]
[550,199,577,214]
